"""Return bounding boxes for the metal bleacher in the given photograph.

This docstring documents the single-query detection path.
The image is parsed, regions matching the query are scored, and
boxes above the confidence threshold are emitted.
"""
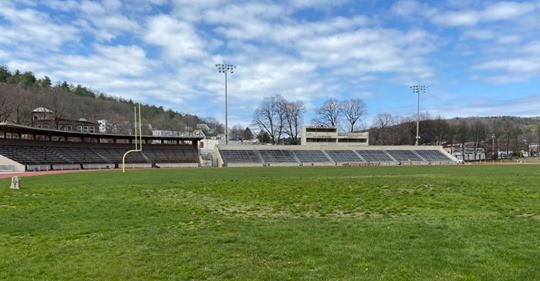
[356,150,394,162]
[325,150,363,162]
[0,142,199,167]
[258,150,298,163]
[385,150,424,162]
[219,150,262,165]
[292,150,332,163]
[216,145,457,167]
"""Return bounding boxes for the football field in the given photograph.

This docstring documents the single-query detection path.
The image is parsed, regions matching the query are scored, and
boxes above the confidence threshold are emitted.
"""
[1,165,539,280]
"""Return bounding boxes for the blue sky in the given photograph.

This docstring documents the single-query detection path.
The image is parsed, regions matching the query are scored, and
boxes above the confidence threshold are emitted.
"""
[1,0,539,129]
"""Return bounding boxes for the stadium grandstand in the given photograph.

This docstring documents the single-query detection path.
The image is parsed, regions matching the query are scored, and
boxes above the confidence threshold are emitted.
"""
[214,145,457,167]
[0,122,203,172]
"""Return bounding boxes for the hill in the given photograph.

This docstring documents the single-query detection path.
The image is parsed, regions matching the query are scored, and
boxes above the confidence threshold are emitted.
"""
[0,65,223,135]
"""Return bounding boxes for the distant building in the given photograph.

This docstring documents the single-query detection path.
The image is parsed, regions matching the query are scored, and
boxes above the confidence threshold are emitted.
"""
[152,130,182,137]
[445,145,486,161]
[300,126,369,146]
[31,107,98,133]
[152,129,205,138]
[97,120,107,133]
[197,123,210,131]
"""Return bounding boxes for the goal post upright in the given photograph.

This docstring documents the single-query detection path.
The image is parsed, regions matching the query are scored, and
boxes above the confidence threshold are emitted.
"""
[122,102,143,173]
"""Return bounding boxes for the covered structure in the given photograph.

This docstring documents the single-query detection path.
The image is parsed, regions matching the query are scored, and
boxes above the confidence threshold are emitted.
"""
[0,122,203,172]
[301,126,369,145]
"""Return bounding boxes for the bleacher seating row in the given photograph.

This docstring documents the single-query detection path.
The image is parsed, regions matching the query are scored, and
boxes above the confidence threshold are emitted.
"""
[218,148,456,166]
[0,143,198,166]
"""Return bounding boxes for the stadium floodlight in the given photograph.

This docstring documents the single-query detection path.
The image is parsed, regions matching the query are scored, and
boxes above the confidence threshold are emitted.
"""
[215,63,236,145]
[410,85,428,146]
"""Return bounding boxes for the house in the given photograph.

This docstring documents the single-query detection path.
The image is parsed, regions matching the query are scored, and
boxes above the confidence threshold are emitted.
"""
[31,107,98,133]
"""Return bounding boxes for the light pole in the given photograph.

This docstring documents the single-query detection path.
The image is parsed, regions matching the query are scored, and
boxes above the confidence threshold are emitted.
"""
[491,134,496,161]
[410,85,427,146]
[215,63,236,145]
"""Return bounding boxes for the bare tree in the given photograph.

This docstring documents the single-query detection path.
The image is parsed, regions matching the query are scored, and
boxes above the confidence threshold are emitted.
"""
[11,87,32,124]
[446,122,458,155]
[455,120,471,160]
[371,112,399,145]
[252,95,287,145]
[471,120,487,160]
[203,117,224,136]
[501,120,521,159]
[283,100,305,145]
[230,124,245,140]
[342,98,367,133]
[313,98,342,128]
[536,124,540,149]
[433,117,449,145]
[39,87,70,129]
[0,85,13,121]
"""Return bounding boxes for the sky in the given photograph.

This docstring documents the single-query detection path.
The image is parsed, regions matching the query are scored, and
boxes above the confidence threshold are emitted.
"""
[1,0,540,129]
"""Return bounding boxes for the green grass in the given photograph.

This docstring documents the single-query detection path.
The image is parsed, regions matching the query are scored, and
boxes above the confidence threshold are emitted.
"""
[0,166,539,280]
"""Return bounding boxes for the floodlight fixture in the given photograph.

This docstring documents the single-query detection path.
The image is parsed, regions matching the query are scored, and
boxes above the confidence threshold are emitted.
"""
[410,85,428,146]
[215,64,236,145]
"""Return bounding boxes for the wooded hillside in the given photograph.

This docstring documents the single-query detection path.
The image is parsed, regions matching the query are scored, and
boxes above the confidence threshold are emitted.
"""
[0,65,224,136]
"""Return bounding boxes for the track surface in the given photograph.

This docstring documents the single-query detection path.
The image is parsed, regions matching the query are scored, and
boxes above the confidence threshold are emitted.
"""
[0,169,107,179]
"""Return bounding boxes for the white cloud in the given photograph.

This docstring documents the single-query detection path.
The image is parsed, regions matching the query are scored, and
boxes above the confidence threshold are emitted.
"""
[79,0,106,14]
[296,28,436,80]
[390,0,435,18]
[461,29,494,40]
[44,0,80,12]
[393,1,540,27]
[143,15,207,61]
[32,44,157,101]
[431,10,480,26]
[481,1,536,21]
[289,0,350,9]
[74,1,140,42]
[431,94,540,117]
[477,59,540,73]
[473,40,540,83]
[0,2,79,49]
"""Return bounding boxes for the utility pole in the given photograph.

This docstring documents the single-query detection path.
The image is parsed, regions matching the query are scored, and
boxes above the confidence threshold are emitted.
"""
[215,64,236,145]
[491,134,496,161]
[410,85,427,146]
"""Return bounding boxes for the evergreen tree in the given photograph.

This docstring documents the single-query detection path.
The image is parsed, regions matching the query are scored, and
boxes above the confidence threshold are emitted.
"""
[0,65,12,82]
[38,76,52,88]
[242,127,254,140]
[19,71,37,88]
[7,70,21,84]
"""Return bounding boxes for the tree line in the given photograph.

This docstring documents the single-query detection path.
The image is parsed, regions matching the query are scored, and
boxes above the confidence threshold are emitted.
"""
[369,113,540,158]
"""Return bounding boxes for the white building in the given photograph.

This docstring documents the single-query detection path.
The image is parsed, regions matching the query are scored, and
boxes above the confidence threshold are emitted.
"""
[300,126,369,146]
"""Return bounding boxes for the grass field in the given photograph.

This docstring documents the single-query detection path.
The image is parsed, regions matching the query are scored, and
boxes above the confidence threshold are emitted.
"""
[1,165,539,280]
